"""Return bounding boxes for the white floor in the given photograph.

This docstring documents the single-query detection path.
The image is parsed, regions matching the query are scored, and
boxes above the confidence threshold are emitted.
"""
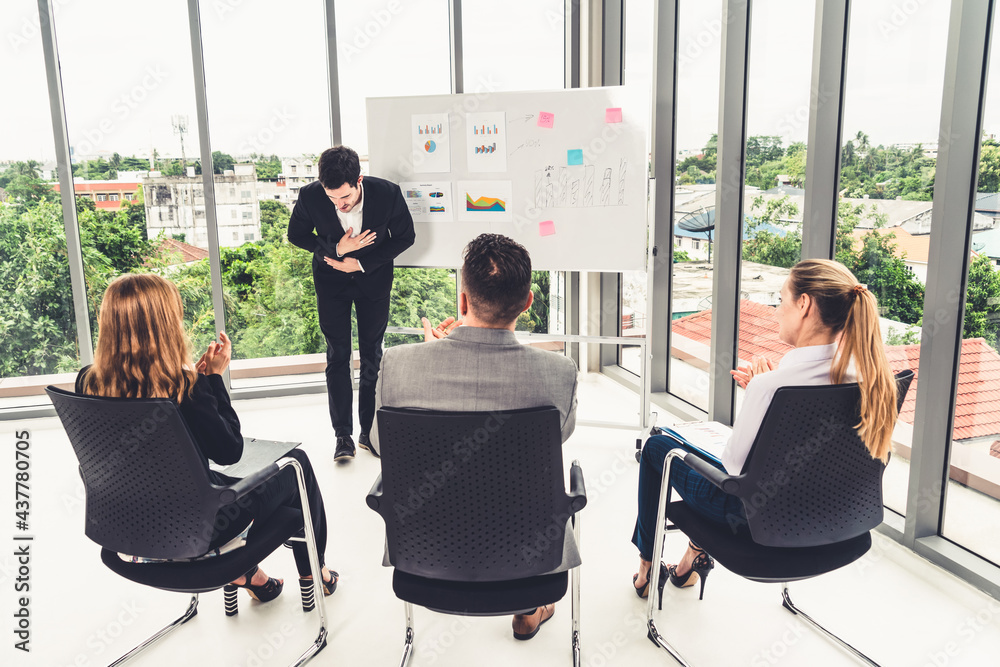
[4,374,1000,666]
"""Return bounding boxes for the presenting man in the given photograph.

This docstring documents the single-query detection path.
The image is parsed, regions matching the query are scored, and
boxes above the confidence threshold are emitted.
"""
[288,146,415,462]
[372,233,578,641]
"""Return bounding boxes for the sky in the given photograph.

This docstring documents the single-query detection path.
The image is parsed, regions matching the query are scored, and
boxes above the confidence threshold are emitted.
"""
[0,0,993,164]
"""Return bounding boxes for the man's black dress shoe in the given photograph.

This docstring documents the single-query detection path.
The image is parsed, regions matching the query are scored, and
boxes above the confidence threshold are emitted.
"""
[357,432,379,458]
[334,436,356,462]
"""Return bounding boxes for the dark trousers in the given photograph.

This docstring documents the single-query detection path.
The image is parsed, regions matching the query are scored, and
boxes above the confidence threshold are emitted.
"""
[314,271,391,437]
[631,434,746,561]
[211,448,328,576]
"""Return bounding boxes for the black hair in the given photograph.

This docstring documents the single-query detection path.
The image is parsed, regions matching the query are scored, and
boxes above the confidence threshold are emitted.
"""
[318,146,360,189]
[461,234,532,326]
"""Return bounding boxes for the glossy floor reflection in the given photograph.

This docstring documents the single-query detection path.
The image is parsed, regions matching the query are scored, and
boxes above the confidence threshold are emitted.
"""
[4,373,1000,666]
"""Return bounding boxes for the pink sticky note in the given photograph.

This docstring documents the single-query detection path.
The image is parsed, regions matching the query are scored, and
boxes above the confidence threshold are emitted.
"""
[606,107,623,123]
[537,112,555,129]
[539,220,556,236]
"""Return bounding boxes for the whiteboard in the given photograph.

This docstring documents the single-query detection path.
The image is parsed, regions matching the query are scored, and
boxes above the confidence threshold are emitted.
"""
[366,86,649,271]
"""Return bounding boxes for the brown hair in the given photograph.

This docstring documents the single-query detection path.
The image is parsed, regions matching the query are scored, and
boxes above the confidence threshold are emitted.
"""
[79,273,197,403]
[787,259,898,462]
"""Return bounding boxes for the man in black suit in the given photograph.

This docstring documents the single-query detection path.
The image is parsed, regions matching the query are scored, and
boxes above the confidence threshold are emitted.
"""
[288,146,415,462]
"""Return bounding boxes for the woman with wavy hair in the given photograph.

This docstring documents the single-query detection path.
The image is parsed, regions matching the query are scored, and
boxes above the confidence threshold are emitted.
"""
[77,273,338,607]
[630,259,898,602]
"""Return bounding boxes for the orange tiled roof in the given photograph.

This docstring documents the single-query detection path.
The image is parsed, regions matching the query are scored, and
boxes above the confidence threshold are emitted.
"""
[149,237,208,265]
[886,338,1000,442]
[672,299,795,363]
[672,300,1000,441]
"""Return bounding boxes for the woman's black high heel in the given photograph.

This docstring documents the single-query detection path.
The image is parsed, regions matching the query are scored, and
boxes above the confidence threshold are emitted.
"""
[667,542,715,601]
[633,562,667,599]
[223,565,284,616]
[299,570,339,612]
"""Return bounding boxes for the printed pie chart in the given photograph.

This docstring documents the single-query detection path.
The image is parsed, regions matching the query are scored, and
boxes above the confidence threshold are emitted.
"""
[424,140,436,153]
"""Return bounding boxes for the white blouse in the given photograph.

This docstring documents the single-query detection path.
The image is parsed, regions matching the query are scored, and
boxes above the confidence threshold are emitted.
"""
[722,342,854,474]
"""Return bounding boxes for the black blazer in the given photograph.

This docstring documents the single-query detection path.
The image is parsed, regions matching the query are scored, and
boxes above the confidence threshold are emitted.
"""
[287,176,416,299]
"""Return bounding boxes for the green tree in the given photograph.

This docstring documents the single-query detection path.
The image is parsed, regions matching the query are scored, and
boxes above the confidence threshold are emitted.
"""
[963,254,1000,350]
[1,162,57,208]
[212,151,235,174]
[385,268,457,346]
[517,271,551,333]
[259,199,290,244]
[745,135,784,168]
[254,155,283,180]
[0,200,81,375]
[741,195,801,268]
[978,144,1000,192]
[78,205,155,274]
[846,230,924,324]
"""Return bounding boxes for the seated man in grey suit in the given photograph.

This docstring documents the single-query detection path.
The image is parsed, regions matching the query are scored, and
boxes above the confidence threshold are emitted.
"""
[371,232,578,641]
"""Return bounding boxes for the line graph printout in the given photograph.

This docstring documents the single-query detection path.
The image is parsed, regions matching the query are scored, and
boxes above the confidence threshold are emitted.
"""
[458,180,512,222]
[411,113,451,173]
[466,111,507,173]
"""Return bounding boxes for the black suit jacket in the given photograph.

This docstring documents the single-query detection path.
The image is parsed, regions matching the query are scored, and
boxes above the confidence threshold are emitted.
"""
[287,176,416,299]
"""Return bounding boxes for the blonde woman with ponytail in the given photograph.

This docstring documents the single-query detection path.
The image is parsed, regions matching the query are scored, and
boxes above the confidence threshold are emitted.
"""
[76,274,338,607]
[631,259,898,603]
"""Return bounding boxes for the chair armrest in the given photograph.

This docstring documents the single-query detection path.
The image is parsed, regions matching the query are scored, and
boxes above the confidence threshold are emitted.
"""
[567,459,587,513]
[219,462,282,505]
[365,473,384,512]
[682,454,742,495]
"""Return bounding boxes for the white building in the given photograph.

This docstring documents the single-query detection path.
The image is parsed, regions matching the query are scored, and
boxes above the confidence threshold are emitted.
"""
[143,163,261,248]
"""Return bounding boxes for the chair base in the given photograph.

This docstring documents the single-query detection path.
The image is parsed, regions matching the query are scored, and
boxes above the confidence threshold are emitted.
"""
[781,584,880,667]
[108,595,199,667]
[644,582,882,667]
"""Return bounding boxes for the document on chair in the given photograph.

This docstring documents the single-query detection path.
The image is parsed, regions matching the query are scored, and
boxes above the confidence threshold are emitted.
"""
[660,421,732,465]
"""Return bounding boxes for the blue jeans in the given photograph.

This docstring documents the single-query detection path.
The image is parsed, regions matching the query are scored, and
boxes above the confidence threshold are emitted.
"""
[631,434,746,560]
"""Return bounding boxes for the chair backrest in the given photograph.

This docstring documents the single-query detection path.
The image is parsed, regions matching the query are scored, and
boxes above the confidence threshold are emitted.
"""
[46,386,224,560]
[737,370,914,548]
[373,406,572,582]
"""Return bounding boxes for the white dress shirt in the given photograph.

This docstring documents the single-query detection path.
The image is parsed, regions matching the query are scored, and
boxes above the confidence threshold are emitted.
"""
[722,342,854,474]
[336,182,364,271]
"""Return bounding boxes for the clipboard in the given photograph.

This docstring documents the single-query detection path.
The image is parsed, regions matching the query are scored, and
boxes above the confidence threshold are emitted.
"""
[658,421,731,466]
[213,437,302,479]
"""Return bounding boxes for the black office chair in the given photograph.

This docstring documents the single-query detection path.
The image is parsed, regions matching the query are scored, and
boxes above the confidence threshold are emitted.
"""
[645,370,914,667]
[366,406,587,666]
[45,386,328,667]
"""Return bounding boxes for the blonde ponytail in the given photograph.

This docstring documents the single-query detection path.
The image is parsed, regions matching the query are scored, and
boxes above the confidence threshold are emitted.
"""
[830,286,898,462]
[789,260,899,462]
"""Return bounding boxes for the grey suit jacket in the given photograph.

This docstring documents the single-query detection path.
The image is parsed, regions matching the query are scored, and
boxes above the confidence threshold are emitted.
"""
[372,326,578,450]
[372,325,580,571]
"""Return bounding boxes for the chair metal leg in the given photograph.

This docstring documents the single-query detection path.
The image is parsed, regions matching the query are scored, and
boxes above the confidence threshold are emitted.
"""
[645,450,693,667]
[398,601,415,667]
[571,514,582,667]
[279,457,329,666]
[781,584,880,667]
[107,594,199,666]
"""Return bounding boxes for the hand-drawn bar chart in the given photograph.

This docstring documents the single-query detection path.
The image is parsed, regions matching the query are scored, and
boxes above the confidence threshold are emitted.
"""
[534,157,628,209]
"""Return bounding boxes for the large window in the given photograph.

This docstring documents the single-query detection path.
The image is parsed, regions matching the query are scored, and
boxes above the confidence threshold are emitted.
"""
[0,0,80,394]
[732,1,813,415]
[462,0,564,93]
[837,0,949,516]
[199,1,329,372]
[941,1,1000,564]
[667,0,724,410]
[57,0,217,360]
